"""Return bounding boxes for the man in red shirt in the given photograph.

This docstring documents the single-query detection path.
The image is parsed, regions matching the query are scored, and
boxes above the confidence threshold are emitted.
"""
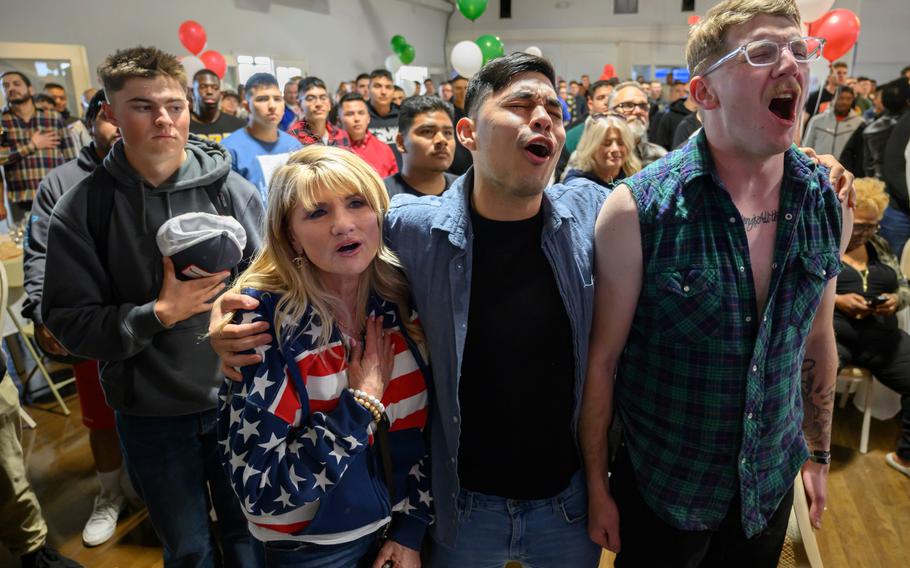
[339,92,397,177]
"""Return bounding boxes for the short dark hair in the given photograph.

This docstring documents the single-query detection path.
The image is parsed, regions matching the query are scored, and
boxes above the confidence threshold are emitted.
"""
[339,92,368,108]
[832,61,849,70]
[244,72,278,98]
[369,69,393,83]
[569,80,579,86]
[901,65,910,76]
[837,85,855,97]
[355,73,370,82]
[587,80,613,100]
[393,85,405,93]
[193,68,219,83]
[398,95,454,134]
[33,93,55,106]
[298,76,327,96]
[98,46,187,94]
[881,78,910,114]
[856,76,871,83]
[464,52,556,118]
[1,70,32,88]
[43,82,65,92]
[451,75,469,85]
[222,90,240,102]
[85,89,107,125]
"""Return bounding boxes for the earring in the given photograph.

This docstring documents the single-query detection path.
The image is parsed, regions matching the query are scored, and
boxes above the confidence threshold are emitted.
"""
[293,255,307,268]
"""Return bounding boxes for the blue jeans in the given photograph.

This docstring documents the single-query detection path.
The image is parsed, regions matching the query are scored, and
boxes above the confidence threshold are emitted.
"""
[116,410,254,568]
[879,206,910,259]
[428,472,600,568]
[253,531,382,568]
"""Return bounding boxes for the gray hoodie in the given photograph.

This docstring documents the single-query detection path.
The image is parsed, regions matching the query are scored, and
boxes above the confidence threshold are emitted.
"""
[42,136,263,416]
[23,143,102,326]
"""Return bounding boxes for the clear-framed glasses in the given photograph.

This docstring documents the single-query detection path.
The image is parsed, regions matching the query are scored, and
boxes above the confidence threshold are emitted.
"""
[700,36,826,77]
[852,222,880,234]
[612,101,650,114]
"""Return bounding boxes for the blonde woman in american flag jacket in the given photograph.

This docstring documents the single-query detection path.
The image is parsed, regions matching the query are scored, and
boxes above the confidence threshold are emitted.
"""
[216,145,431,567]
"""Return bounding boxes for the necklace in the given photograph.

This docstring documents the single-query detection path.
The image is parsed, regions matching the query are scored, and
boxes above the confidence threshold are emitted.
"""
[858,268,869,293]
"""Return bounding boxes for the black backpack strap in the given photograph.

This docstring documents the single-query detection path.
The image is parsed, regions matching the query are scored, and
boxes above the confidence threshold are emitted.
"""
[85,167,116,267]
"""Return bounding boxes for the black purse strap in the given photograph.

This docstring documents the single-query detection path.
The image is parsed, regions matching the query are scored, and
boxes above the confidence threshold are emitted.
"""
[375,414,396,506]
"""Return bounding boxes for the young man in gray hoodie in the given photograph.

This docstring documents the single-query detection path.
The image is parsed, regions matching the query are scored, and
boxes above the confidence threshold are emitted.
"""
[42,46,262,567]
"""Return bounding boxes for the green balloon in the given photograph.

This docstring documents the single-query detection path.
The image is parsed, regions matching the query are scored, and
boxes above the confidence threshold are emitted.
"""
[475,34,504,64]
[391,35,407,54]
[457,0,488,21]
[398,44,416,65]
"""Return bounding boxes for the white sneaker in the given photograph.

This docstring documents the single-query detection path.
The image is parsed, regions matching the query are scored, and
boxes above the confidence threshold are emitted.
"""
[82,493,125,547]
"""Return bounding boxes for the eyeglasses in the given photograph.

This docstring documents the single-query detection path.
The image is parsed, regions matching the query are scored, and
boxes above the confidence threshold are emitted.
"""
[612,101,650,114]
[852,222,880,234]
[700,36,826,77]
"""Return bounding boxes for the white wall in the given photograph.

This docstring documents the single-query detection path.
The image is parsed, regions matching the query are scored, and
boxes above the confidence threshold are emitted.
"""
[0,0,451,89]
[448,0,908,83]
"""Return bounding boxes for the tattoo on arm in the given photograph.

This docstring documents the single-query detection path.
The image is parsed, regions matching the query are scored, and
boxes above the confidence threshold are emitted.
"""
[742,210,779,232]
[801,357,834,449]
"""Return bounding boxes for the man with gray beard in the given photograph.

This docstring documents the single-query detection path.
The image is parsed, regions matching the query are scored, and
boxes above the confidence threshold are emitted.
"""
[609,81,668,167]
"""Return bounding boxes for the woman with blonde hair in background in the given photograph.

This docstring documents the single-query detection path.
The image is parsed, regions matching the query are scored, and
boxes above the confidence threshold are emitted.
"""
[562,113,641,191]
[216,145,431,567]
[834,177,910,479]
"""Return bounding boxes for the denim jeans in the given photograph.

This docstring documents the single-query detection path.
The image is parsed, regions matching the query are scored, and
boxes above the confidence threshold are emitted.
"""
[116,410,255,568]
[428,471,600,568]
[879,206,910,259]
[253,530,382,568]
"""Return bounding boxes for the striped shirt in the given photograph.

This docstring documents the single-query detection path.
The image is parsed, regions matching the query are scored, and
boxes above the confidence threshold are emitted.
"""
[1,106,77,203]
[616,130,843,537]
[217,289,431,549]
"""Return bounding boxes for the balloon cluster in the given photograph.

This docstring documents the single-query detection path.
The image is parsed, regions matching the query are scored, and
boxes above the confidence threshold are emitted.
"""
[796,0,861,63]
[450,35,504,78]
[390,35,416,66]
[178,20,226,79]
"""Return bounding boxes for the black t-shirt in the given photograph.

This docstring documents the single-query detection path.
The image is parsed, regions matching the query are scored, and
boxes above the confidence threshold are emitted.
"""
[383,172,458,198]
[189,112,246,144]
[457,206,580,499]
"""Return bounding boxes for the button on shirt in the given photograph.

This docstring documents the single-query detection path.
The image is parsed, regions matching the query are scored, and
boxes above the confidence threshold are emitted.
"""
[617,130,843,536]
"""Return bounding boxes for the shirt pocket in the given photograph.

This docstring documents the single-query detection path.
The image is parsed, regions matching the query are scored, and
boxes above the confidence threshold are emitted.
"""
[653,265,721,343]
[788,252,841,334]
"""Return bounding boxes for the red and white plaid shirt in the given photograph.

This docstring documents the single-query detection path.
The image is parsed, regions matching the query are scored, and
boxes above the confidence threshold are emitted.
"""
[1,106,77,203]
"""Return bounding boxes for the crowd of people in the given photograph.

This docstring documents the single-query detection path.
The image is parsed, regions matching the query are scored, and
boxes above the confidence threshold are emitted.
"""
[1,0,909,567]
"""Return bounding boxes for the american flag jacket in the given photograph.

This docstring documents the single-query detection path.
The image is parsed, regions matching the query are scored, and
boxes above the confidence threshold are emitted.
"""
[217,288,432,549]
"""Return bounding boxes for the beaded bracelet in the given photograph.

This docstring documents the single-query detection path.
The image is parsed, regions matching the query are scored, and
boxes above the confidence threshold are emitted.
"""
[348,388,386,422]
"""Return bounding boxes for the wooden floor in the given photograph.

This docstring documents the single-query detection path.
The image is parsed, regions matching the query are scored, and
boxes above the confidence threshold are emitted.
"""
[1,392,907,567]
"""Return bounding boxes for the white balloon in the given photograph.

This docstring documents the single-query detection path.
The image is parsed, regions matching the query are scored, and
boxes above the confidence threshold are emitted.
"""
[385,55,402,74]
[796,0,835,23]
[180,56,205,80]
[397,79,417,97]
[525,46,543,57]
[451,41,484,78]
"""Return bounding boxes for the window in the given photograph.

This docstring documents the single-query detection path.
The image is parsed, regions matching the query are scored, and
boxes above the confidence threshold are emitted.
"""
[500,0,511,18]
[237,55,273,86]
[276,66,303,88]
[614,0,638,14]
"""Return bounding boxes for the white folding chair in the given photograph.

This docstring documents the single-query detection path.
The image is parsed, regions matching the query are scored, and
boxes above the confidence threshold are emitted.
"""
[0,261,36,428]
[0,255,74,416]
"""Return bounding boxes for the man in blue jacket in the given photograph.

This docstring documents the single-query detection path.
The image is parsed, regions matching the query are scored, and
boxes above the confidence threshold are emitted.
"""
[210,53,606,567]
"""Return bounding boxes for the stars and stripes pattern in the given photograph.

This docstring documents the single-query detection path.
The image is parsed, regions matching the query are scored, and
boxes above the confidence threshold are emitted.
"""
[217,288,432,546]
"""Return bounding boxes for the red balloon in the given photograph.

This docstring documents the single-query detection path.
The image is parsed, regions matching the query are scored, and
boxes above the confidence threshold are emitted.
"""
[809,9,860,62]
[178,20,207,55]
[687,15,701,25]
[600,64,616,80]
[199,50,226,79]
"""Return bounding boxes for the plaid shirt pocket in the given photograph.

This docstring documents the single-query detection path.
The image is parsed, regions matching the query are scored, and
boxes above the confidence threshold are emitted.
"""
[654,266,721,343]
[787,251,840,333]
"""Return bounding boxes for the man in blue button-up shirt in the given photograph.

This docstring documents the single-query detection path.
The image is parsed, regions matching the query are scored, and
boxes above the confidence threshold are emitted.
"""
[210,53,607,567]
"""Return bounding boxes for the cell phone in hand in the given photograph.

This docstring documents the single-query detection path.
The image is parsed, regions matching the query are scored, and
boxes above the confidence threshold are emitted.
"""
[867,294,888,307]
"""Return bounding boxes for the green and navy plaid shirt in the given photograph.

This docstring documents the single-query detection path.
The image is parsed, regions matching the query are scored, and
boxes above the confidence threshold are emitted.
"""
[617,130,843,537]
[1,106,77,203]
